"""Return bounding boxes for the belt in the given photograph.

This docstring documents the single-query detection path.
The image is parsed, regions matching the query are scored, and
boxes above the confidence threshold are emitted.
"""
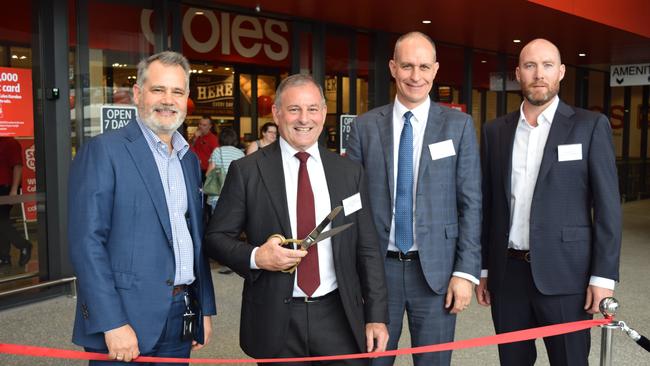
[507,248,531,263]
[172,284,188,296]
[386,251,419,261]
[292,289,339,303]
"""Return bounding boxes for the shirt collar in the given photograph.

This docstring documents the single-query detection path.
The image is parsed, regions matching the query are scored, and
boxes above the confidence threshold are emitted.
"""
[518,95,560,127]
[137,119,190,158]
[394,97,430,125]
[279,137,321,164]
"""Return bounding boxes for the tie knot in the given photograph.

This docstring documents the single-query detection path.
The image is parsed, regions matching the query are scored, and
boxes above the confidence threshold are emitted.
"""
[295,151,310,164]
[404,111,413,124]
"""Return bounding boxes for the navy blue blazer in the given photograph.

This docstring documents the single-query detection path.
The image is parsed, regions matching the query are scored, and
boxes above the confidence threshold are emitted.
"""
[68,121,216,353]
[481,100,622,295]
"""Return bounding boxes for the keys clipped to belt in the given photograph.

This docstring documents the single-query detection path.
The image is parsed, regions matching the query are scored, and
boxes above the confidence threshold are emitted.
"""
[181,292,197,341]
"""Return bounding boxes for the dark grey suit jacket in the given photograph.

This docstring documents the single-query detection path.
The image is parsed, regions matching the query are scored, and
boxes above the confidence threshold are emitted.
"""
[347,101,482,294]
[204,141,388,358]
[481,100,622,295]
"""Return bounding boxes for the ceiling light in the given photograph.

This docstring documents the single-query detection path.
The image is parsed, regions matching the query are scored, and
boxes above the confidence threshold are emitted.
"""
[19,56,27,60]
[195,11,204,15]
[578,53,586,57]
[513,39,521,43]
[11,55,18,59]
[481,60,487,63]
[224,67,230,71]
[198,70,203,73]
[422,20,431,24]
[207,69,213,72]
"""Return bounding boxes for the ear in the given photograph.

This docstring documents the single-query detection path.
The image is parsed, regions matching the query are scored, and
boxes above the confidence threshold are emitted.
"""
[559,64,566,82]
[515,66,521,83]
[389,59,398,79]
[271,104,280,123]
[431,62,440,80]
[132,84,141,105]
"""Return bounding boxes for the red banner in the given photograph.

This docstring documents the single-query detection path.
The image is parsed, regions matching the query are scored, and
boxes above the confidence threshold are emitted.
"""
[17,138,36,222]
[0,67,34,137]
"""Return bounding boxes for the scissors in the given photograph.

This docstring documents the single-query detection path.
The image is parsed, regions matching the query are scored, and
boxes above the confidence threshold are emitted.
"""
[268,205,354,273]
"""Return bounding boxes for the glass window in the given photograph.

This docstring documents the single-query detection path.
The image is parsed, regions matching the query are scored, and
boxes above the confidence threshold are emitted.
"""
[0,0,43,291]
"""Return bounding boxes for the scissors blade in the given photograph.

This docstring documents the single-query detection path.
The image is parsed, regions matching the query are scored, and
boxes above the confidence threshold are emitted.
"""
[302,206,343,246]
[302,223,354,250]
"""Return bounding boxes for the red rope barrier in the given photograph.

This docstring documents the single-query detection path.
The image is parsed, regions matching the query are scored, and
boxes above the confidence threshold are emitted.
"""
[0,318,611,364]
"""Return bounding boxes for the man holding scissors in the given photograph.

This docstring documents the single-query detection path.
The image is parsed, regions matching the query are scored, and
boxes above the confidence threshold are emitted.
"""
[205,74,389,365]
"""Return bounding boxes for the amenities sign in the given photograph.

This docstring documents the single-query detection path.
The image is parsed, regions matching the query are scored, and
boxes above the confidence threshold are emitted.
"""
[0,67,34,137]
[610,63,650,87]
[100,105,138,133]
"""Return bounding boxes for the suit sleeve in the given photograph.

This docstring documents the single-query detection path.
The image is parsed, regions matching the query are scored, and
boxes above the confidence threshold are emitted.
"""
[453,115,482,279]
[480,123,491,272]
[68,138,128,334]
[588,115,621,281]
[204,160,257,281]
[346,117,363,164]
[354,166,389,323]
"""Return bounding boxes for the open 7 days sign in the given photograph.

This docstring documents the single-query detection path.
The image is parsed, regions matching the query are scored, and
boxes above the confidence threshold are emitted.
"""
[610,63,650,87]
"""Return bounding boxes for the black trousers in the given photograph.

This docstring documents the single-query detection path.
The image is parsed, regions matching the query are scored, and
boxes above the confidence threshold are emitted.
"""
[267,291,367,366]
[491,256,591,366]
[0,185,31,259]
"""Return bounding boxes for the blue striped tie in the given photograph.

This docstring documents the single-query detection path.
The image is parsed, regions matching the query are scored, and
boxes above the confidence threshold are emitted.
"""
[395,111,414,254]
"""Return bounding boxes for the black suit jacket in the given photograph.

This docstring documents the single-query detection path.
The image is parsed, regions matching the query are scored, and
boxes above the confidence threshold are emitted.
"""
[481,100,621,296]
[205,141,388,358]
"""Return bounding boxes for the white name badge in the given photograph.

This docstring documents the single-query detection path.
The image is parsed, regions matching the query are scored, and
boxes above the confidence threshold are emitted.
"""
[558,144,583,162]
[428,139,456,161]
[342,193,362,216]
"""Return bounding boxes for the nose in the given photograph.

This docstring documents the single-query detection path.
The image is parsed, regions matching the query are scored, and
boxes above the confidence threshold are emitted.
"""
[160,90,174,105]
[410,67,421,81]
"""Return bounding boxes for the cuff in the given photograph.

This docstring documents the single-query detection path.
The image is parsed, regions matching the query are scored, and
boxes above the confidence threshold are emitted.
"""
[589,276,616,290]
[481,269,488,278]
[250,247,259,269]
[452,271,479,285]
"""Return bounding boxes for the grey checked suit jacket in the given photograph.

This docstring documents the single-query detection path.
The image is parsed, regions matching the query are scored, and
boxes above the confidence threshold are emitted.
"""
[347,101,482,294]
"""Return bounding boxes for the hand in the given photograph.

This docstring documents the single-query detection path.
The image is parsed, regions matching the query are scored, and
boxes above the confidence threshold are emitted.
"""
[584,285,614,315]
[475,277,491,306]
[365,322,389,353]
[105,324,139,362]
[254,236,307,271]
[192,316,212,351]
[445,276,474,314]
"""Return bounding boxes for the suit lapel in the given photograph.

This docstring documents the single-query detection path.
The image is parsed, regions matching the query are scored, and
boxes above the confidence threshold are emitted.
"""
[376,105,395,205]
[258,142,292,237]
[180,153,200,249]
[415,101,444,187]
[123,122,173,242]
[536,101,576,186]
[500,113,518,204]
[320,148,343,261]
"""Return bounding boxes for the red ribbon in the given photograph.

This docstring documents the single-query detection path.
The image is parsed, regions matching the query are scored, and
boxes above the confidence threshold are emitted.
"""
[0,318,611,364]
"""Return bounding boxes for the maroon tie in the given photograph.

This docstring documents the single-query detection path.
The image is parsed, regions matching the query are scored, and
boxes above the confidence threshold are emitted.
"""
[295,152,320,296]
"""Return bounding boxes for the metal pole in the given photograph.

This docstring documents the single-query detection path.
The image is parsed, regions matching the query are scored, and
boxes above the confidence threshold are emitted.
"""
[599,297,620,366]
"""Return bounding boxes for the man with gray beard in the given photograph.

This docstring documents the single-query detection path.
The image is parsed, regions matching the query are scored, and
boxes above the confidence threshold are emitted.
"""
[68,51,216,365]
[478,39,621,366]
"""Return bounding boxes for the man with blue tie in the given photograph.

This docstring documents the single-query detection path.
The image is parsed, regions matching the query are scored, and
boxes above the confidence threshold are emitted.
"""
[69,51,216,365]
[347,32,482,366]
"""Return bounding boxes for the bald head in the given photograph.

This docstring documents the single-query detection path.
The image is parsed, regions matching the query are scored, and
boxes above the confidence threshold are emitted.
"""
[393,32,437,61]
[519,38,562,66]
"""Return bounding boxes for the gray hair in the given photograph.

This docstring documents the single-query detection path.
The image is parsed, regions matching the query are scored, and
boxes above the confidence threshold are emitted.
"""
[274,74,326,108]
[393,31,437,61]
[136,51,191,90]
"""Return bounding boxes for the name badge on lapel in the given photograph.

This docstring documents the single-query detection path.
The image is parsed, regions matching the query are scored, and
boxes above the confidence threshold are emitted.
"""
[428,139,456,161]
[342,193,362,216]
[558,144,582,162]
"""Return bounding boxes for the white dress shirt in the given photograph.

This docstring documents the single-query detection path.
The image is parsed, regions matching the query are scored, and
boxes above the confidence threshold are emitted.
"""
[250,137,338,297]
[389,98,478,285]
[483,96,614,289]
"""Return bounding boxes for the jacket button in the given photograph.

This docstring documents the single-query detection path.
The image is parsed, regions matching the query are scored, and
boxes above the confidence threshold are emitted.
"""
[385,226,390,233]
[166,279,173,286]
[283,298,291,304]
[168,239,173,246]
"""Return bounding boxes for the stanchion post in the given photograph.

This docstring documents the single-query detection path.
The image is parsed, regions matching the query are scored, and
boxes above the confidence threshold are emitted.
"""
[599,297,619,366]
[69,277,77,298]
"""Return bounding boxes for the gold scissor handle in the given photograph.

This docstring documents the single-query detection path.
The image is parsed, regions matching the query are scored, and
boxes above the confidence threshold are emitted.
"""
[267,234,303,273]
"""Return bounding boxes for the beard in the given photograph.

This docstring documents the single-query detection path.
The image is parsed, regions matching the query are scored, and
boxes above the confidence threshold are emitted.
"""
[522,81,560,106]
[139,103,186,134]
